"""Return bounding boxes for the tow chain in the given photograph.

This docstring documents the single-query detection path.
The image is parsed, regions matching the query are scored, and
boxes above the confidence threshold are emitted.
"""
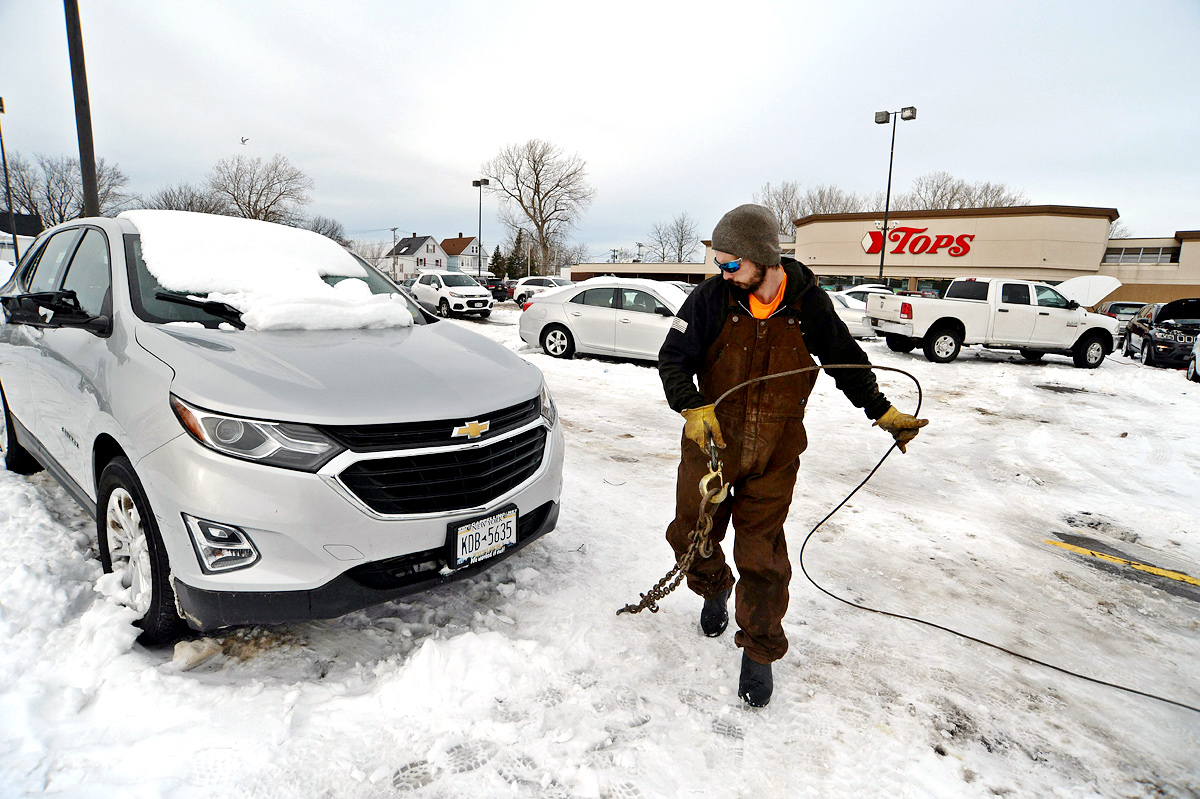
[615,431,728,615]
[616,363,912,616]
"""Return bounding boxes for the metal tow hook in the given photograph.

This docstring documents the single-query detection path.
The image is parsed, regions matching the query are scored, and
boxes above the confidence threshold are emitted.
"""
[696,429,728,559]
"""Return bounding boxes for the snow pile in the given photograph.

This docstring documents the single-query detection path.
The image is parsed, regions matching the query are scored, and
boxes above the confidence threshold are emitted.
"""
[119,210,413,330]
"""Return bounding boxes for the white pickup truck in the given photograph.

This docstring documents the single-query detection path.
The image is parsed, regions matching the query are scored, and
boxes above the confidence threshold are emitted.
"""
[864,276,1121,368]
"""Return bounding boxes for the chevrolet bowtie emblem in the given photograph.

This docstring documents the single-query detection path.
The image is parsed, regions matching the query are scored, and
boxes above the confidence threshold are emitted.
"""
[452,420,490,440]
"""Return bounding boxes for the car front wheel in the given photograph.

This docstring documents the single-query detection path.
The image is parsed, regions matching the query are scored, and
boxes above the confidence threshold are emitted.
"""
[1072,335,1106,369]
[98,456,186,645]
[439,299,452,318]
[541,325,576,358]
[1140,341,1155,366]
[1188,357,1198,383]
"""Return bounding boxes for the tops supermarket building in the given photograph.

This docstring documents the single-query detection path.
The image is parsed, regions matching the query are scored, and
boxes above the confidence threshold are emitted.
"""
[571,205,1199,305]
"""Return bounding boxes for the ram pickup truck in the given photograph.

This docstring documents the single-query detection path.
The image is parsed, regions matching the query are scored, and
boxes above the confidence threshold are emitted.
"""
[864,275,1121,368]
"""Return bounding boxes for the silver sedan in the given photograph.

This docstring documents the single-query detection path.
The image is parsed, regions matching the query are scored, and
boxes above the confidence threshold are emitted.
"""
[519,278,689,362]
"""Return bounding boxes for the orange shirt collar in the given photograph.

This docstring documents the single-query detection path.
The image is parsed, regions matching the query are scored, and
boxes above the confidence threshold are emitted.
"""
[748,272,787,320]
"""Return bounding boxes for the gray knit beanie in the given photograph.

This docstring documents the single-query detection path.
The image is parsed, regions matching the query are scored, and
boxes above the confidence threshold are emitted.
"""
[711,204,781,267]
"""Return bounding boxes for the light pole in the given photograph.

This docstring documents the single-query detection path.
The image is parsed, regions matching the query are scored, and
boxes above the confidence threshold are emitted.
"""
[389,227,399,279]
[874,105,917,282]
[472,178,489,277]
[64,0,99,217]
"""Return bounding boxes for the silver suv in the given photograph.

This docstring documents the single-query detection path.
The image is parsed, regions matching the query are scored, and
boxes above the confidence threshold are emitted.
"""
[0,214,563,643]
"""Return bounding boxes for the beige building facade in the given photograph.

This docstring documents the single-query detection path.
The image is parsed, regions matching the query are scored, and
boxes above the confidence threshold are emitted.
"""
[571,205,1197,305]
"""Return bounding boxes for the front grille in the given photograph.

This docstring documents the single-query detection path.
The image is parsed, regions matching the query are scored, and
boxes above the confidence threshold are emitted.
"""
[345,502,554,590]
[339,426,547,514]
[319,398,539,452]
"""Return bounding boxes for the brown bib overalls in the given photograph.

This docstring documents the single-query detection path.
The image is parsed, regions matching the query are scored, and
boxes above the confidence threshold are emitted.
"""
[665,299,818,664]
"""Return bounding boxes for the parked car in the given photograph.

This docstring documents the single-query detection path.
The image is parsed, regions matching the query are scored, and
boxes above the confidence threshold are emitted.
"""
[829,292,875,339]
[840,284,895,304]
[519,277,688,361]
[1189,337,1199,382]
[1095,300,1148,346]
[0,212,564,642]
[1122,298,1200,368]
[410,270,494,318]
[897,289,940,299]
[491,278,515,302]
[513,276,573,306]
[667,280,698,294]
[402,277,417,290]
[864,275,1120,367]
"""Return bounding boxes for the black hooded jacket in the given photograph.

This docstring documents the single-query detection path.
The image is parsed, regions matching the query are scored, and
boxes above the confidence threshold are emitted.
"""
[657,258,891,420]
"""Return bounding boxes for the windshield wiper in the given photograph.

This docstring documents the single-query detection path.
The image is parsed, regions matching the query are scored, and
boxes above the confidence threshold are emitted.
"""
[154,292,246,330]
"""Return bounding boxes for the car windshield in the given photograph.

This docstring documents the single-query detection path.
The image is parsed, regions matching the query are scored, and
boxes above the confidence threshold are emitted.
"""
[441,274,479,287]
[127,238,426,327]
[551,278,573,286]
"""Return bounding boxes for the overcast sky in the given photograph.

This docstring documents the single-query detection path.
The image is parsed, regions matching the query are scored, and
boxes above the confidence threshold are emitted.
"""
[3,0,1198,259]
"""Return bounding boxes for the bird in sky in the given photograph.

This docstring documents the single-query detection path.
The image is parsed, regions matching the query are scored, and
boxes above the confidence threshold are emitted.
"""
[240,137,249,145]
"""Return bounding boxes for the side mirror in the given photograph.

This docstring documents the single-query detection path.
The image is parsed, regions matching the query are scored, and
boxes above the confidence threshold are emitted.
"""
[1,290,110,335]
[1067,300,1080,310]
[655,306,674,317]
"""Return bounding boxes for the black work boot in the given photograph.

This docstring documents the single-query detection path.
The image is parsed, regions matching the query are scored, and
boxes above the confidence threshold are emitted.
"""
[738,652,773,707]
[700,589,730,637]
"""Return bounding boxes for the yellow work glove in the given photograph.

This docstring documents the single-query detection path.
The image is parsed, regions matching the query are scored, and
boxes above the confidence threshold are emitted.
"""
[681,404,726,454]
[873,405,929,453]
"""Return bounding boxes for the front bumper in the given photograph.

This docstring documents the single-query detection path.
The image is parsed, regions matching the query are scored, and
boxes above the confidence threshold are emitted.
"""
[1149,337,1195,366]
[136,418,564,628]
[174,502,559,631]
[451,296,493,314]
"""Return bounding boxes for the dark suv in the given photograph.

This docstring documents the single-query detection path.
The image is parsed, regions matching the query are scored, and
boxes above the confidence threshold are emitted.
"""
[1123,298,1200,367]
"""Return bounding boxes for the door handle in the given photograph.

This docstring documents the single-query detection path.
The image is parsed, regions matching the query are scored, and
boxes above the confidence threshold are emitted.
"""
[1039,312,1049,316]
[620,318,632,324]
[570,311,582,317]
[997,308,1009,313]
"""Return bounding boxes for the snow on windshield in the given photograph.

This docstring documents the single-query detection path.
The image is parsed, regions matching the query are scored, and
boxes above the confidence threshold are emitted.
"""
[120,210,413,330]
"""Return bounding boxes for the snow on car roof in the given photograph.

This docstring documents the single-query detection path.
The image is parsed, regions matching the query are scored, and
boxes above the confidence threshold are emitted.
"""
[120,210,413,331]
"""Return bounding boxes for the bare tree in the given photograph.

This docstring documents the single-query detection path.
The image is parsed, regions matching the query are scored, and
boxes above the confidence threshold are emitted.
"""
[482,140,596,276]
[6,152,130,224]
[303,214,349,246]
[797,184,865,217]
[349,239,388,267]
[1108,220,1134,239]
[753,180,803,235]
[206,154,313,224]
[894,171,1027,211]
[646,212,699,263]
[137,182,230,215]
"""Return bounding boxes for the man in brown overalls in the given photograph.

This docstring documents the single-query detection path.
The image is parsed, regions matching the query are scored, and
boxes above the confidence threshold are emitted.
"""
[658,204,927,706]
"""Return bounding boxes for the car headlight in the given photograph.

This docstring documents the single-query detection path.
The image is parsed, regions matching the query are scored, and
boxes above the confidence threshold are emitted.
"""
[540,382,558,427]
[450,291,467,298]
[170,395,344,471]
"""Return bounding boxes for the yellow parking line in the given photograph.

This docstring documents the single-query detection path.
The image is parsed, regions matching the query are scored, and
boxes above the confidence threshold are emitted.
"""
[1045,540,1200,588]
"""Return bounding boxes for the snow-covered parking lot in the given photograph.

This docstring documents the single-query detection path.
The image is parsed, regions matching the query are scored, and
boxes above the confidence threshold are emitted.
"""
[2,305,1197,798]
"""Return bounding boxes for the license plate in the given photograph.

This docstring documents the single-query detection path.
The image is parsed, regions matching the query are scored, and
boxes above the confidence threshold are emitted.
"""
[449,506,518,567]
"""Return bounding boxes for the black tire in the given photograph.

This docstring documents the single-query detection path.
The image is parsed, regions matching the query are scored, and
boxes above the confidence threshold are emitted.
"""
[1019,348,1045,362]
[540,324,575,358]
[0,383,43,475]
[479,309,491,319]
[97,456,186,645]
[922,327,962,363]
[1072,334,1106,369]
[1140,341,1154,366]
[1188,357,1198,383]
[885,334,916,353]
[438,299,452,318]
[516,293,528,306]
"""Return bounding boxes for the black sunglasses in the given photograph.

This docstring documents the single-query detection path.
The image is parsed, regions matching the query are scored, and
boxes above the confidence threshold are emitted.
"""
[714,257,742,273]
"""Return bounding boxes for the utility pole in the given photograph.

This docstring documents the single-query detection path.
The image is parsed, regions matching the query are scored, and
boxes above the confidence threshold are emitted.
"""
[390,227,399,279]
[63,0,99,217]
[0,98,20,263]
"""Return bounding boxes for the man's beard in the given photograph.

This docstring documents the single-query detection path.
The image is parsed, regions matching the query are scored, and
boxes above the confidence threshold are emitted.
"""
[729,262,767,293]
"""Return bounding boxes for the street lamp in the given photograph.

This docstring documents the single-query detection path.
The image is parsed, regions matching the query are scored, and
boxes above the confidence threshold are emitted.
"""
[472,178,489,277]
[0,97,20,263]
[874,105,917,282]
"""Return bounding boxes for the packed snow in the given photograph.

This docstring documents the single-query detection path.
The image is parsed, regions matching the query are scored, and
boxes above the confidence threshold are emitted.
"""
[1,304,1197,798]
[119,210,414,331]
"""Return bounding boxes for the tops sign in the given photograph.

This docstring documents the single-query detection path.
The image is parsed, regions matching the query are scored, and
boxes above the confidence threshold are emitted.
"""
[861,228,974,257]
